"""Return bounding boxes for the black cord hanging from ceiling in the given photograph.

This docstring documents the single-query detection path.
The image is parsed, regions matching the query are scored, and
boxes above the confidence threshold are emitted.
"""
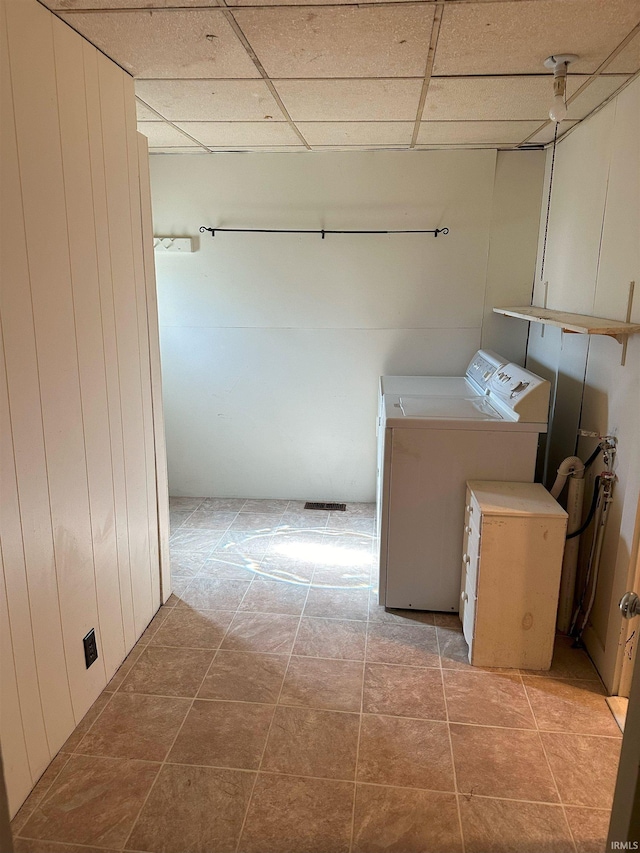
[539,121,560,285]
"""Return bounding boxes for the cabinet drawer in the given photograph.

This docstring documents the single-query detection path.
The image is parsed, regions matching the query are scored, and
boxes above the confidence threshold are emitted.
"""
[462,583,475,650]
[462,525,480,594]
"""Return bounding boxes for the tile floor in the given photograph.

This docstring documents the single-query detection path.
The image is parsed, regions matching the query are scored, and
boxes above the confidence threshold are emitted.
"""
[12,498,621,853]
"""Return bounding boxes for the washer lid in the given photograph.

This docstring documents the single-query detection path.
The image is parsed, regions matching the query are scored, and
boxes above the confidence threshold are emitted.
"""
[397,395,504,420]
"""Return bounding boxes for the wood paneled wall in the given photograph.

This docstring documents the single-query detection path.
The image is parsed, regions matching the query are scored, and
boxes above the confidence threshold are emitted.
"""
[0,0,169,817]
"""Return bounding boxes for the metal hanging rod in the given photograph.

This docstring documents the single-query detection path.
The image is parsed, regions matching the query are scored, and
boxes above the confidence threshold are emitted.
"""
[199,226,449,239]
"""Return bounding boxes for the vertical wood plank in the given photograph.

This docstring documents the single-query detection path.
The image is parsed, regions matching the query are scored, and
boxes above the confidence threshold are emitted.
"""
[1,324,38,816]
[137,133,172,603]
[125,85,161,613]
[82,41,136,655]
[0,545,33,817]
[52,17,125,679]
[98,55,154,638]
[0,325,50,788]
[1,0,74,755]
[6,0,105,718]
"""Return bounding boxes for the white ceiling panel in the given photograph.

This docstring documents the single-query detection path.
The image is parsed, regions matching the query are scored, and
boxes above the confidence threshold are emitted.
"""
[59,9,260,78]
[605,31,640,74]
[205,146,307,151]
[434,0,640,76]
[53,0,639,151]
[273,79,423,122]
[174,121,302,146]
[232,6,436,78]
[567,74,631,118]
[150,147,211,154]
[424,75,600,122]
[526,121,580,145]
[138,121,202,147]
[297,122,414,146]
[417,121,541,146]
[135,79,285,121]
[136,98,160,121]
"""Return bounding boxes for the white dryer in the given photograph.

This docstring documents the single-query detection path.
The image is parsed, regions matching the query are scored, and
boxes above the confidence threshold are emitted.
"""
[377,352,550,612]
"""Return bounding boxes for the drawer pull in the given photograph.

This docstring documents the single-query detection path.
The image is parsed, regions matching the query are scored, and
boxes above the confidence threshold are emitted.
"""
[466,505,473,514]
[463,553,470,564]
[461,591,468,603]
[464,525,471,534]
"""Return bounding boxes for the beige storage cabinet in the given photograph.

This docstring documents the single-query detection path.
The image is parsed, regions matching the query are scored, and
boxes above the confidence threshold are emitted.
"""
[460,481,568,670]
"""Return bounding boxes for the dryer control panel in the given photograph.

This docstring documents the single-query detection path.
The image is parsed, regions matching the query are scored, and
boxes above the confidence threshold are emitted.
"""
[488,364,550,423]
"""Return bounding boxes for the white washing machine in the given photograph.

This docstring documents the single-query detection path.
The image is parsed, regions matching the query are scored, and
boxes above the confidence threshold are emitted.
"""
[377,351,551,611]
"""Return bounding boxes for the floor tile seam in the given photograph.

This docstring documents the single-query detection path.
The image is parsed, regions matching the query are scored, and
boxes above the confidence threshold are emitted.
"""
[11,750,74,833]
[17,780,593,851]
[67,692,120,756]
[521,673,611,693]
[234,582,311,852]
[521,680,577,852]
[141,639,228,653]
[539,729,624,741]
[15,833,119,852]
[180,509,240,533]
[170,505,199,524]
[348,618,369,852]
[435,624,466,853]
[455,790,599,808]
[88,686,630,736]
[523,673,602,682]
[121,615,232,852]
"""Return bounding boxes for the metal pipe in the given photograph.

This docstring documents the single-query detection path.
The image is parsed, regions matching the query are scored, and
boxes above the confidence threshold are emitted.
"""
[557,470,586,632]
[576,471,615,639]
[199,226,450,238]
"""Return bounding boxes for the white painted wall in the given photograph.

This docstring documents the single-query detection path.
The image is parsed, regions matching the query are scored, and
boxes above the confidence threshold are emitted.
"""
[526,77,640,691]
[0,0,168,816]
[150,148,545,501]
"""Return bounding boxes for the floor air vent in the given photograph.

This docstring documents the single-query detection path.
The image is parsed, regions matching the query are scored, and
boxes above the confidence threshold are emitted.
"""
[304,501,347,512]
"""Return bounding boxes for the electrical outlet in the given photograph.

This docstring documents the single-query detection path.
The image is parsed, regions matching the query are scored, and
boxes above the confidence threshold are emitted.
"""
[83,629,98,669]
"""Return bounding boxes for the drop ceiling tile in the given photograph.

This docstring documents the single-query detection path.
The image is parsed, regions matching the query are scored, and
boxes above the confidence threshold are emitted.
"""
[424,76,594,122]
[567,74,631,118]
[138,121,200,147]
[415,143,511,150]
[311,145,409,150]
[297,122,413,145]
[58,10,260,78]
[232,6,435,78]
[434,0,640,76]
[206,145,306,151]
[417,120,541,145]
[150,147,211,154]
[273,79,423,122]
[136,99,160,121]
[605,31,640,73]
[526,121,580,145]
[174,121,301,146]
[135,80,285,122]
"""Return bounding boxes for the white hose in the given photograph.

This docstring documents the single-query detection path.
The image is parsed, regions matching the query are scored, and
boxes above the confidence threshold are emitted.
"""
[556,472,585,632]
[550,456,585,499]
[553,456,586,632]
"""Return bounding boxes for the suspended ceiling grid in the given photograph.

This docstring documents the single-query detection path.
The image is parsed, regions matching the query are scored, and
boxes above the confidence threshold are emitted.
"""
[44,0,640,153]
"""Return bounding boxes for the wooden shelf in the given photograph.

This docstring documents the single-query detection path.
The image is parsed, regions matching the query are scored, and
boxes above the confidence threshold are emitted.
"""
[493,306,640,344]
